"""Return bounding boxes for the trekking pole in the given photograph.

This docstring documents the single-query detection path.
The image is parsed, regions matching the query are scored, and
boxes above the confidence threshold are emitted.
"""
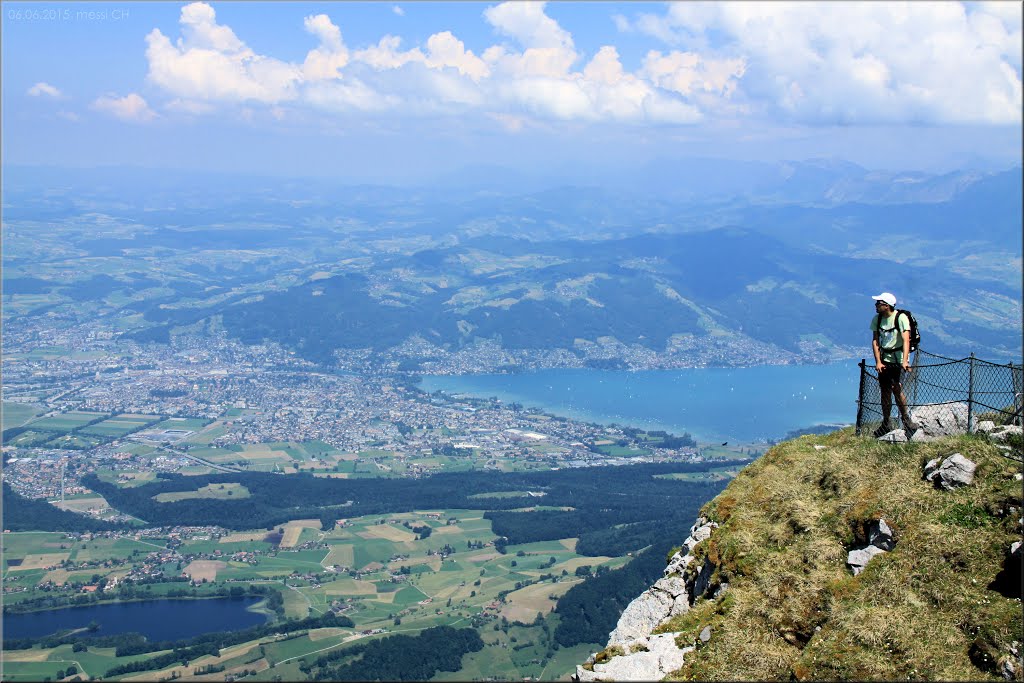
[855,359,866,436]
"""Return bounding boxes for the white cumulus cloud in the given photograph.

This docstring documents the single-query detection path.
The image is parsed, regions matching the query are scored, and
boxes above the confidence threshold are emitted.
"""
[626,1,1022,125]
[130,0,1017,132]
[484,1,575,50]
[145,2,300,103]
[28,82,62,97]
[91,93,157,122]
[302,13,349,81]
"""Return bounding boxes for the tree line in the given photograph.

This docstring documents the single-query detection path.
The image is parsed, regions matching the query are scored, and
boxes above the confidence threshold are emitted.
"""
[79,461,740,555]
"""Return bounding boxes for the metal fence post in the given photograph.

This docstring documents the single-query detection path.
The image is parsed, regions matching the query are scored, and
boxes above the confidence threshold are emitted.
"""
[1011,361,1023,427]
[967,353,976,432]
[855,359,867,436]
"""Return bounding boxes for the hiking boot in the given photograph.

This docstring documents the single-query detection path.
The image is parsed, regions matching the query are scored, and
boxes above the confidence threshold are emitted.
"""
[901,417,921,436]
[872,421,893,438]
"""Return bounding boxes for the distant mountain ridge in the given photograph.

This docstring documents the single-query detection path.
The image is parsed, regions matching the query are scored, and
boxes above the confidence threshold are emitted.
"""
[206,226,1020,365]
[430,158,1019,207]
[4,160,1020,366]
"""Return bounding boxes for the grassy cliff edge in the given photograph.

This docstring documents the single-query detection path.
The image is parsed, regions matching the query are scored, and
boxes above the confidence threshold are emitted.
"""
[651,428,1022,681]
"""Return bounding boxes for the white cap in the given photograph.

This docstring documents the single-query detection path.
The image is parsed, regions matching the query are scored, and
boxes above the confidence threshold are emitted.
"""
[872,292,897,307]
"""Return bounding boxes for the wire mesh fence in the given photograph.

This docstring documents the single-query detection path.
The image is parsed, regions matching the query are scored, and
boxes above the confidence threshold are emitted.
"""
[855,349,1023,437]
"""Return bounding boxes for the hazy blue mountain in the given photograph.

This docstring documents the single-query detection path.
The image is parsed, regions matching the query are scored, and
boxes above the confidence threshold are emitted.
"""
[5,161,1019,365]
[208,228,1020,363]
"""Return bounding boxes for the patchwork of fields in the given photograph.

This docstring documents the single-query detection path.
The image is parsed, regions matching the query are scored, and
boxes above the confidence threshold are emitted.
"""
[2,508,624,681]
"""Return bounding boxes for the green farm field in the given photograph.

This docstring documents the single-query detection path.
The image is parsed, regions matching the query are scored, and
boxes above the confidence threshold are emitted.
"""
[26,411,107,432]
[2,402,43,431]
[45,433,105,449]
[154,416,213,432]
[79,415,158,437]
[4,430,55,447]
[153,482,252,502]
[654,464,744,482]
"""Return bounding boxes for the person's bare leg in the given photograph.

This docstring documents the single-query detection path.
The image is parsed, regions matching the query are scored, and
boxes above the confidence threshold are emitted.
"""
[893,380,919,432]
[875,376,894,436]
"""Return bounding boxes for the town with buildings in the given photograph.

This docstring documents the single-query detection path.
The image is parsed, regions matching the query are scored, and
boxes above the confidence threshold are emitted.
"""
[2,309,718,514]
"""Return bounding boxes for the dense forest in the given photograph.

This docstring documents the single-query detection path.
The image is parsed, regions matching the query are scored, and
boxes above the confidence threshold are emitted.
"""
[303,625,484,681]
[80,462,736,555]
[2,482,123,532]
[553,540,672,647]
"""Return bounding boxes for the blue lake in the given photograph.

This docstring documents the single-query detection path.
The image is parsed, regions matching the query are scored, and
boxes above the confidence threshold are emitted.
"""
[2,597,268,642]
[419,361,861,443]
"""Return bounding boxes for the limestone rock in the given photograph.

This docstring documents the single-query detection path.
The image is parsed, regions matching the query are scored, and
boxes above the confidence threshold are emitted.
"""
[878,428,908,442]
[576,633,693,682]
[923,458,943,482]
[847,545,887,575]
[931,453,977,490]
[607,576,688,647]
[977,420,997,433]
[580,515,720,680]
[868,518,896,551]
[665,519,717,577]
[699,626,712,643]
[1001,642,1021,681]
[909,402,973,439]
[990,424,1023,444]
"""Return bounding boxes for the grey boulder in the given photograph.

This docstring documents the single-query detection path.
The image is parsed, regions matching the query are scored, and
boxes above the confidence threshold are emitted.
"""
[924,453,977,490]
[990,424,1023,444]
[848,545,888,575]
[909,403,973,439]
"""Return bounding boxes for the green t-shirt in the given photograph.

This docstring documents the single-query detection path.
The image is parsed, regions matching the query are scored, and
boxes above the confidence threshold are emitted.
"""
[871,311,910,364]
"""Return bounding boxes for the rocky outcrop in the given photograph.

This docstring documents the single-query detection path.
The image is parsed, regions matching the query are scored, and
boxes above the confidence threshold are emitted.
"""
[575,634,694,682]
[876,402,977,442]
[575,517,720,681]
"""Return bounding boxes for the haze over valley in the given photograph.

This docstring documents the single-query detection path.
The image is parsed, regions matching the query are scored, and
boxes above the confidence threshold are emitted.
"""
[3,2,1021,681]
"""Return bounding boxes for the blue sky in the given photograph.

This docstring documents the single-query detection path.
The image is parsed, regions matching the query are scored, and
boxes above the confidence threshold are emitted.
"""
[3,1,1021,182]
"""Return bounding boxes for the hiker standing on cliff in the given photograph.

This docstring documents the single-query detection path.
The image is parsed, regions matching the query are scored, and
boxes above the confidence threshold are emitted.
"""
[870,292,920,437]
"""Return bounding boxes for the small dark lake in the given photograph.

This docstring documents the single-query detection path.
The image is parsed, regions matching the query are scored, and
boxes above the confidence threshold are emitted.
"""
[3,596,268,642]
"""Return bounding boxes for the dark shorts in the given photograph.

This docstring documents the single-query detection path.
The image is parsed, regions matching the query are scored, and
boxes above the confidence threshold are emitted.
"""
[878,362,903,387]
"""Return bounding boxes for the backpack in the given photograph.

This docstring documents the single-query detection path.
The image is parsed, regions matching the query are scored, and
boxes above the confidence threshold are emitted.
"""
[895,309,921,353]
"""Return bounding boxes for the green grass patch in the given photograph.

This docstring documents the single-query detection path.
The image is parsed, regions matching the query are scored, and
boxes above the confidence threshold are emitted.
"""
[45,433,106,449]
[593,444,651,457]
[6,430,56,447]
[938,503,998,529]
[2,402,43,430]
[154,417,212,431]
[28,411,107,432]
[153,482,251,502]
[468,490,533,499]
